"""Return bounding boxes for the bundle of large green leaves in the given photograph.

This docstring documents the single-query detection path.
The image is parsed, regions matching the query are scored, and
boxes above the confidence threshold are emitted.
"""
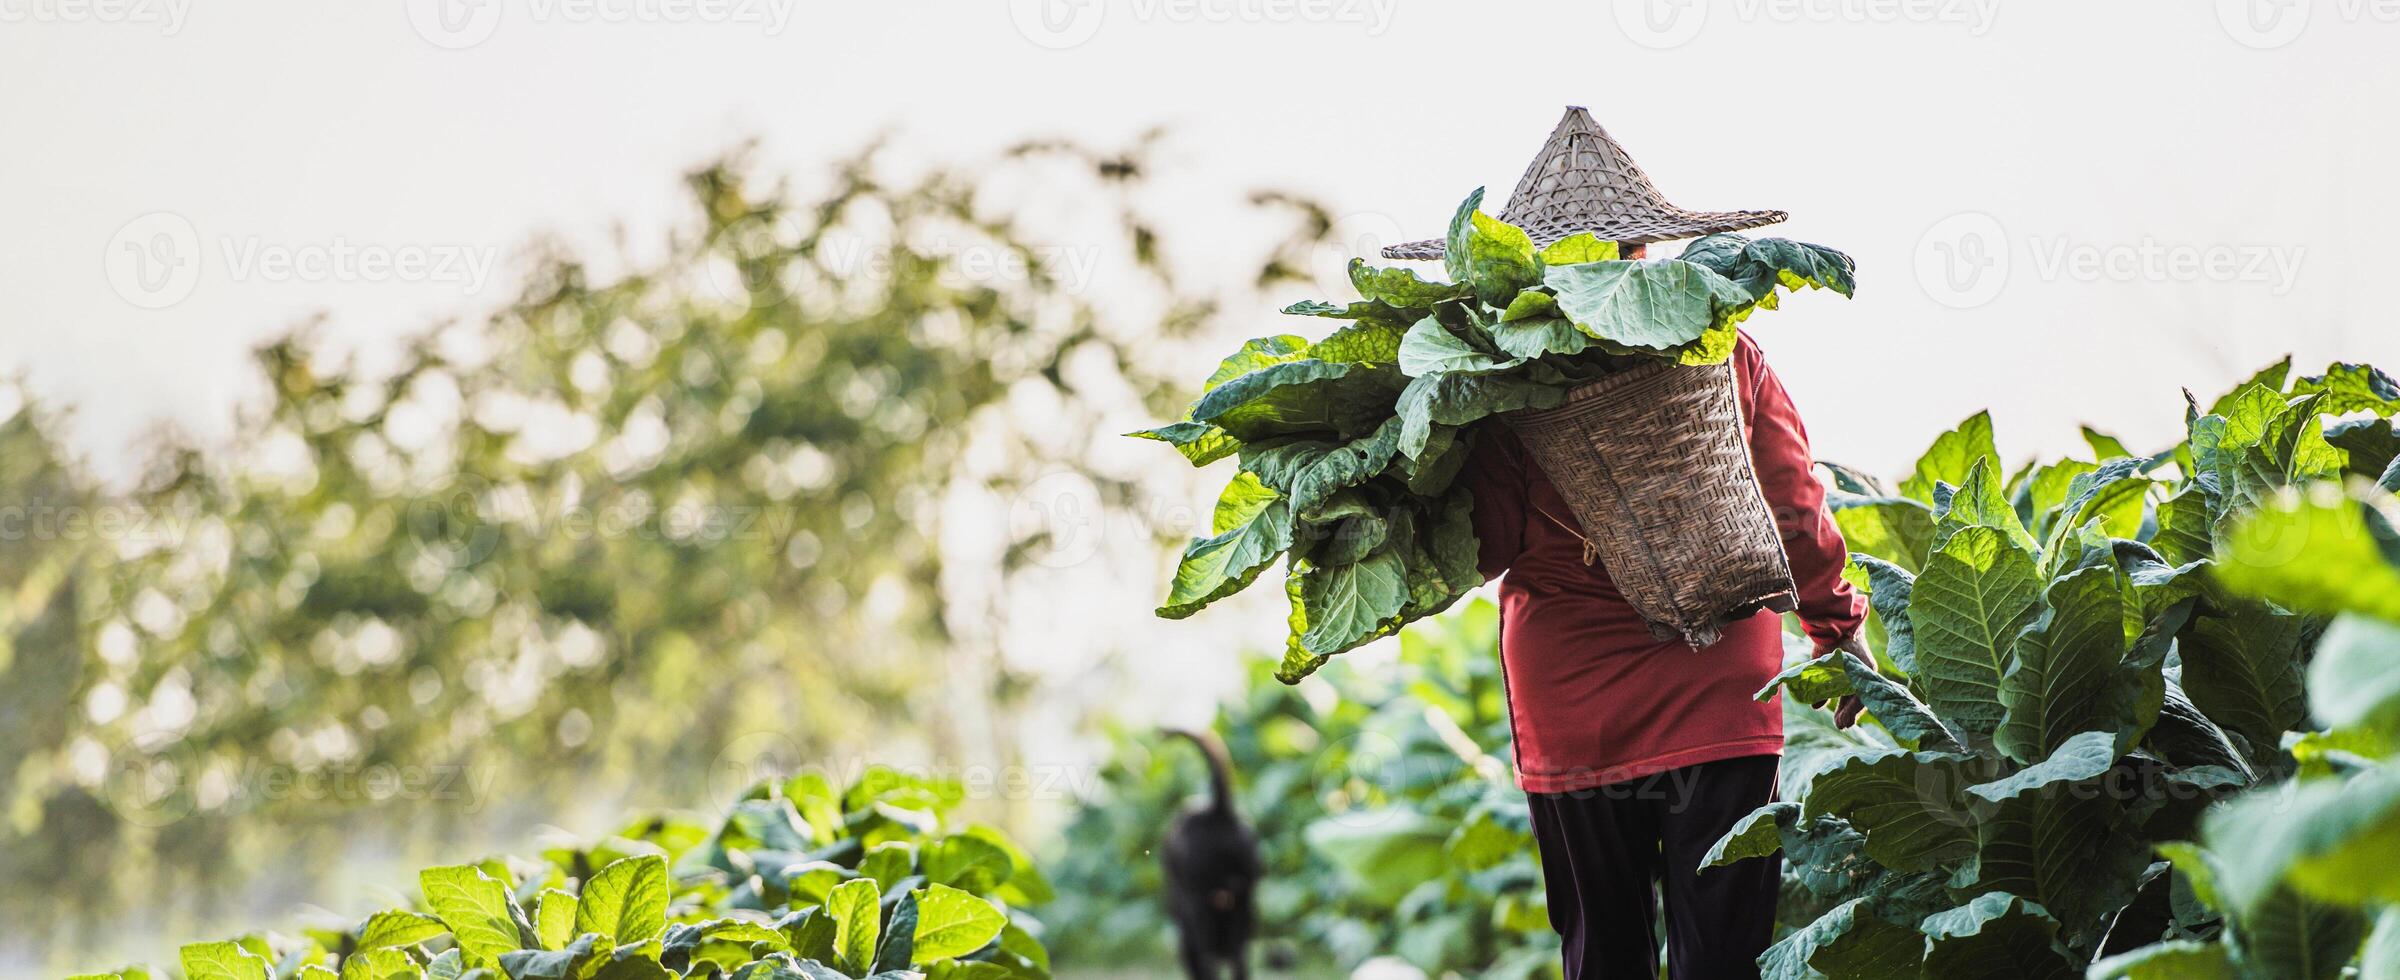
[1718,360,2400,978]
[1136,189,1856,680]
[72,768,1056,980]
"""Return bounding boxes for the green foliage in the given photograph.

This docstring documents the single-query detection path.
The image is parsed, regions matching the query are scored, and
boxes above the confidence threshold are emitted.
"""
[69,770,1051,980]
[1743,360,2400,978]
[1044,599,1562,977]
[1136,190,1856,678]
[0,136,1231,946]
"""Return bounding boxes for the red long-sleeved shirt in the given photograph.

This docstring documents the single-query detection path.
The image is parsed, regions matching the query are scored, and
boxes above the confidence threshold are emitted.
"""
[1465,332,1864,794]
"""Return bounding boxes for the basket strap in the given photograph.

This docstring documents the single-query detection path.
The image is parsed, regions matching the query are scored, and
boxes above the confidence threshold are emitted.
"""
[1535,504,1599,566]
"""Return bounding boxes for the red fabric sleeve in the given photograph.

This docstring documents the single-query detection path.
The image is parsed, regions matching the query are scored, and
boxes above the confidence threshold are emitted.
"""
[1461,427,1528,581]
[1736,336,1867,653]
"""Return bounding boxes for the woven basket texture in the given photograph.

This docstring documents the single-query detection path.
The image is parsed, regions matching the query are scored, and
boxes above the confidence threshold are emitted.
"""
[1384,106,1785,260]
[1504,360,1798,647]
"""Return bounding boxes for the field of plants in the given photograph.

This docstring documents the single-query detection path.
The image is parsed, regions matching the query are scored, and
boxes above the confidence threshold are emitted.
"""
[61,353,2400,979]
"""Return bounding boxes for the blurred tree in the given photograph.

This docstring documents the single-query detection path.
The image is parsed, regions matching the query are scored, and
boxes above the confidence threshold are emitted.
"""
[0,134,1269,954]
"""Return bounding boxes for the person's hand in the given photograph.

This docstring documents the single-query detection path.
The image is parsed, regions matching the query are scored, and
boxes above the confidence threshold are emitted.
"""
[1823,633,1872,729]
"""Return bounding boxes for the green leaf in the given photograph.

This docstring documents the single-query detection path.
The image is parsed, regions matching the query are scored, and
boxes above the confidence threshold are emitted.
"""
[420,865,522,970]
[339,948,415,980]
[1996,568,2144,764]
[824,877,883,975]
[1803,750,1978,873]
[1536,232,1617,265]
[2309,614,2400,737]
[1902,411,2000,504]
[356,909,449,951]
[2086,939,2235,979]
[1966,730,2118,804]
[1853,555,1921,674]
[179,943,271,980]
[2290,361,2400,416]
[1702,802,1794,869]
[1542,258,1752,352]
[1486,314,1598,361]
[1125,421,1238,467]
[1296,547,1410,656]
[2206,763,2400,910]
[497,934,601,980]
[1934,458,2040,555]
[2215,482,2400,623]
[1461,210,1542,306]
[2360,906,2400,980]
[2149,483,2217,567]
[1441,188,1484,284]
[1919,893,2079,980]
[1187,357,1375,440]
[1971,764,2153,948]
[1304,808,1454,906]
[1306,316,1410,364]
[2178,600,2308,764]
[1911,525,2044,740]
[1397,315,1518,377]
[1346,257,1463,308]
[1758,896,1925,979]
[911,884,1007,962]
[1759,650,1854,706]
[574,854,669,945]
[533,891,578,950]
[2082,426,2137,462]
[2225,885,2365,980]
[1156,493,1291,619]
[872,891,918,972]
[1393,371,1562,460]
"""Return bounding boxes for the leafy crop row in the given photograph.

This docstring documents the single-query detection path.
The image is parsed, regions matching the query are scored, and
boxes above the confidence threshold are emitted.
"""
[1725,359,2400,977]
[69,771,1055,980]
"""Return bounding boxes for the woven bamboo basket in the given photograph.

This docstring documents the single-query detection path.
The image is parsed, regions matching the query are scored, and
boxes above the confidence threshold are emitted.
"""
[1505,359,1798,647]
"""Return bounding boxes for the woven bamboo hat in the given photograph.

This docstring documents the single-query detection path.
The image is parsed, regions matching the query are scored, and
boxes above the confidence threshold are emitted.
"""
[1382,106,1787,260]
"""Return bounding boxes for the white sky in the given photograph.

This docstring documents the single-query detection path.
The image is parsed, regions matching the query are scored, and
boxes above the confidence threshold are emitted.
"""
[6,0,2398,482]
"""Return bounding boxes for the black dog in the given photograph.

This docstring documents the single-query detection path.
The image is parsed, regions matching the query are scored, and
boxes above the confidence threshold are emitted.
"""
[1159,728,1262,980]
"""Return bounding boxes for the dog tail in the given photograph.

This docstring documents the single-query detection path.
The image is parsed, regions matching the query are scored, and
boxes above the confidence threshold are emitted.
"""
[1162,727,1237,816]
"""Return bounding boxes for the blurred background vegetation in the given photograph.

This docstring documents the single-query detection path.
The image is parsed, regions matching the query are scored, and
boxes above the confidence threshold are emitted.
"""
[0,134,1358,969]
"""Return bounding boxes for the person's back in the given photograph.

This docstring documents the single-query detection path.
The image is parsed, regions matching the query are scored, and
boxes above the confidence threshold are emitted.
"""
[1463,329,1866,978]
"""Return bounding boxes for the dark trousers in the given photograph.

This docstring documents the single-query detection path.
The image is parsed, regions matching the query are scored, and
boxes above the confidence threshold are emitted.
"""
[1526,754,1781,980]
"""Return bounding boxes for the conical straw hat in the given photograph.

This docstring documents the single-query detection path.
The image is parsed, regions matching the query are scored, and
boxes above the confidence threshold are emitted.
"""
[1382,106,1787,260]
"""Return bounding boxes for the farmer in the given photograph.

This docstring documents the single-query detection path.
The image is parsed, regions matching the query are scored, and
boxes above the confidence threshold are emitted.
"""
[1384,108,1868,979]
